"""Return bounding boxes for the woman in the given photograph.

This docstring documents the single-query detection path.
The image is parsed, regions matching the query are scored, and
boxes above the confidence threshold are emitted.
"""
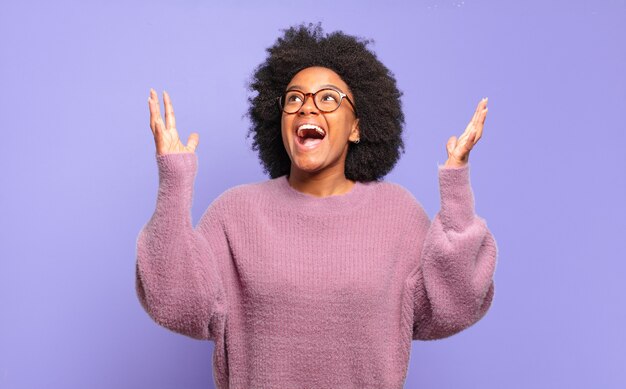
[136,23,497,389]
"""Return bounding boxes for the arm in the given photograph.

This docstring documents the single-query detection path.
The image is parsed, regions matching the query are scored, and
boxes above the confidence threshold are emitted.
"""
[410,163,497,340]
[135,152,226,340]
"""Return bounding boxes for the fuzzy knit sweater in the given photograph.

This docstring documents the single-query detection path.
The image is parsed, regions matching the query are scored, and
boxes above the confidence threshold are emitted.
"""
[135,152,498,389]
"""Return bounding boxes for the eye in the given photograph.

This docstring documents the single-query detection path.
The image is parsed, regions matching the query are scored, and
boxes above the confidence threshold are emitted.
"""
[320,92,337,102]
[286,93,302,103]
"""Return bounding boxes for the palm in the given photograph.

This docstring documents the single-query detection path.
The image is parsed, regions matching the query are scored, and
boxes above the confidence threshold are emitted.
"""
[159,126,193,154]
[445,98,488,166]
[148,89,199,155]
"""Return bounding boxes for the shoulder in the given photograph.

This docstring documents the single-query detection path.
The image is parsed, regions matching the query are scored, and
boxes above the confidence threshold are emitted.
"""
[208,177,278,210]
[370,180,429,220]
[198,178,276,229]
[372,180,420,206]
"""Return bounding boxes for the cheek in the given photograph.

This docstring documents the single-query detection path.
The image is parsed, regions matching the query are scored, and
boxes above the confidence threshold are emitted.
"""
[281,114,291,131]
[330,117,354,139]
[280,116,292,145]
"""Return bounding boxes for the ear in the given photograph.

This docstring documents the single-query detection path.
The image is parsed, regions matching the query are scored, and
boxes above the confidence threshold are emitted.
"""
[349,118,360,142]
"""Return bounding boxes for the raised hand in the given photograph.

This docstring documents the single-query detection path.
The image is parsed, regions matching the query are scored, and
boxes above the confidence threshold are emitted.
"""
[148,88,200,156]
[444,98,488,168]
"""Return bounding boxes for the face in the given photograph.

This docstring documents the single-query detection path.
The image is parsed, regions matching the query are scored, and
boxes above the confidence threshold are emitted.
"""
[280,66,360,178]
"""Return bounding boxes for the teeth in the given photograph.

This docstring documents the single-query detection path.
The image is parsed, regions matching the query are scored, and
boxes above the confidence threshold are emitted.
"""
[297,124,326,138]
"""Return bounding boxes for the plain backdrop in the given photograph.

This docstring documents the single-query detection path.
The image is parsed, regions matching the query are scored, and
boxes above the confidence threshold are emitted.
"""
[1,0,624,388]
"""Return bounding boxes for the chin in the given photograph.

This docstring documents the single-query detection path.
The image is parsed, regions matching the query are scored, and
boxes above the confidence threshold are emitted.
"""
[292,161,325,174]
[287,149,322,170]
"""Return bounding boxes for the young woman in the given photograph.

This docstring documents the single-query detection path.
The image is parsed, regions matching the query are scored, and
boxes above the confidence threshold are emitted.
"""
[136,23,497,389]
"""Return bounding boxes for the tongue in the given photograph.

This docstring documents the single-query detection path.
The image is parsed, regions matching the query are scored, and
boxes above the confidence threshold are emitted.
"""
[302,137,322,147]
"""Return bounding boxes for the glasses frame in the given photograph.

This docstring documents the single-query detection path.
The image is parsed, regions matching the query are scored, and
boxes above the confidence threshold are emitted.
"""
[277,88,357,116]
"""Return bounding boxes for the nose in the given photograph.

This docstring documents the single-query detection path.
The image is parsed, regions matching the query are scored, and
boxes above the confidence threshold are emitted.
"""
[298,93,319,116]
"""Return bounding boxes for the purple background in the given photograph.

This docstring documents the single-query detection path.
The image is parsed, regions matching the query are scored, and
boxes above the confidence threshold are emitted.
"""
[1,0,624,388]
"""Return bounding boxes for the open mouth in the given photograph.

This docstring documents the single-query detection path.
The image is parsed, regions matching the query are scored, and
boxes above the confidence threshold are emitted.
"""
[296,124,326,149]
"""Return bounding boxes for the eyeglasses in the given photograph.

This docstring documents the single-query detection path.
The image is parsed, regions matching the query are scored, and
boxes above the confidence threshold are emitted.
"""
[277,88,357,116]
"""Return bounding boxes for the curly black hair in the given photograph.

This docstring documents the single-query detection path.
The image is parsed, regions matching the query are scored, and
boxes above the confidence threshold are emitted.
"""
[245,22,405,182]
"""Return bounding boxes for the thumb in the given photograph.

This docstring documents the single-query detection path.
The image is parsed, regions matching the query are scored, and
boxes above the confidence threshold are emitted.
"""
[187,132,200,152]
[446,136,457,157]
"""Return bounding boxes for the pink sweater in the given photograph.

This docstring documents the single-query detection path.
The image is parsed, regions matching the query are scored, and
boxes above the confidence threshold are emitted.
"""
[135,152,498,389]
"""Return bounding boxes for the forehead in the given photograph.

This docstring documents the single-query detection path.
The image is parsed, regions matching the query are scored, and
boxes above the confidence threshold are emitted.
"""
[286,66,351,93]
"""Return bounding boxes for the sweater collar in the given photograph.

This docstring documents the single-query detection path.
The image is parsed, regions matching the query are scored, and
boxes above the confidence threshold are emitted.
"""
[273,174,374,215]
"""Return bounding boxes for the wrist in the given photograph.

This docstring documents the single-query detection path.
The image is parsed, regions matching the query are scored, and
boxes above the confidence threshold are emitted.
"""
[444,158,468,168]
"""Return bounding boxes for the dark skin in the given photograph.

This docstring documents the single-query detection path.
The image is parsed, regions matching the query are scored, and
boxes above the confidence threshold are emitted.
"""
[444,97,489,168]
[280,66,361,198]
[148,89,199,156]
[147,68,488,192]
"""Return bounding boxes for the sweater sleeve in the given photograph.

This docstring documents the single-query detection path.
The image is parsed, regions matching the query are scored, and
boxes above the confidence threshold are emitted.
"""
[135,152,226,341]
[410,163,498,341]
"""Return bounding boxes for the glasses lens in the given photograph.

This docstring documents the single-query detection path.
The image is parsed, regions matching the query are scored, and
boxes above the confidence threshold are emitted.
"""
[282,91,305,113]
[280,89,343,113]
[314,89,341,112]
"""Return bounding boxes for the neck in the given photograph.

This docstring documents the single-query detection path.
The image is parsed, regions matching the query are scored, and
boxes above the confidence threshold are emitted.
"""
[287,166,355,198]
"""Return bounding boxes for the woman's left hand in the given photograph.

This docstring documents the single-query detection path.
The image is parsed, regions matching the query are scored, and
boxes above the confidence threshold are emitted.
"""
[444,98,489,168]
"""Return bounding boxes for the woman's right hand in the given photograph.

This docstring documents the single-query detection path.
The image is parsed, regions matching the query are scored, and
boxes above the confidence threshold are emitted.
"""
[149,88,199,155]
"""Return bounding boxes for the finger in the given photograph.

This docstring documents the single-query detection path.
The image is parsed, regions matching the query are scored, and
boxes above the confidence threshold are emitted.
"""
[187,132,200,152]
[468,98,488,142]
[163,90,176,131]
[148,94,155,134]
[459,99,482,139]
[471,99,482,127]
[153,90,165,132]
[460,129,476,152]
[468,130,477,148]
[454,134,471,160]
[472,98,487,128]
[475,107,488,143]
[464,99,482,136]
[459,123,474,144]
[446,135,457,157]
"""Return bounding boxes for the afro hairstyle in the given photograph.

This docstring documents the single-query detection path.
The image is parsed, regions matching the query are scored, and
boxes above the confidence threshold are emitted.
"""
[246,22,405,182]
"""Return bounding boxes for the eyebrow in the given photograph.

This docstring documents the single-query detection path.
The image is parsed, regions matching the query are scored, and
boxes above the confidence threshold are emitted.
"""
[286,84,344,93]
